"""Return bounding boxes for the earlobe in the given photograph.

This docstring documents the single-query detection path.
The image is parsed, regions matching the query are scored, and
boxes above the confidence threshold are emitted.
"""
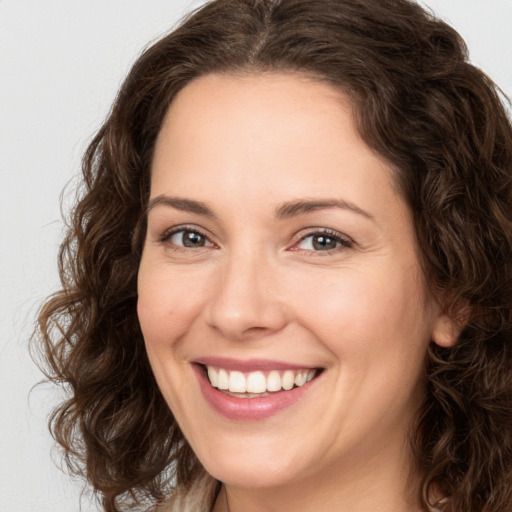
[432,314,459,347]
[432,306,469,347]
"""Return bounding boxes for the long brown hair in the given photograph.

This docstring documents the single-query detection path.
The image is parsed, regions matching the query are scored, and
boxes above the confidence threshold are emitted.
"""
[36,0,512,510]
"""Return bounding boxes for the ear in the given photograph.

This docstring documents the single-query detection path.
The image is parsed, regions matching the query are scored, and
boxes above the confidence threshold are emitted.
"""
[431,304,470,348]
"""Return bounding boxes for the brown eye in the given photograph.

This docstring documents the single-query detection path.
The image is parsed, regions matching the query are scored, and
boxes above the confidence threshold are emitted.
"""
[312,234,338,250]
[168,229,214,248]
[297,230,353,252]
[183,231,205,247]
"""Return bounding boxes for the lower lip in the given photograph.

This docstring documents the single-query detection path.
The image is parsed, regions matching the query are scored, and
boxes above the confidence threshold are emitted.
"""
[193,365,320,420]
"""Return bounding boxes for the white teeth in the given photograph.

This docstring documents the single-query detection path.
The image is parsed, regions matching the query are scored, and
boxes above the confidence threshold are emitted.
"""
[217,368,229,390]
[282,370,295,390]
[207,366,218,387]
[229,371,246,393]
[247,371,267,393]
[267,370,282,392]
[294,371,306,387]
[206,366,318,394]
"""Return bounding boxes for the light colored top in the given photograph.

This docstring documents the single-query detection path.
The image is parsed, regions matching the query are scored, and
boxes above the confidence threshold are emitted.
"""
[156,472,219,512]
[157,472,448,512]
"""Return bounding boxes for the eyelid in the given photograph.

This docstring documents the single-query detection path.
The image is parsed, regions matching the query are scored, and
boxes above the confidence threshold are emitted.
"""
[158,224,216,247]
[290,228,354,253]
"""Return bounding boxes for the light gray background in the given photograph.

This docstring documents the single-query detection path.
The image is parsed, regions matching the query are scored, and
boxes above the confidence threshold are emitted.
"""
[1,1,511,511]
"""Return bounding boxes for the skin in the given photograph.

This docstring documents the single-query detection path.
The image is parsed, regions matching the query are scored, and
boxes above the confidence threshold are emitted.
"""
[137,72,457,512]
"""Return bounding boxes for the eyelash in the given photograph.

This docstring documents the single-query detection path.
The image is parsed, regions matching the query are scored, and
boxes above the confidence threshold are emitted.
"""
[294,229,353,255]
[158,226,353,254]
[159,225,213,248]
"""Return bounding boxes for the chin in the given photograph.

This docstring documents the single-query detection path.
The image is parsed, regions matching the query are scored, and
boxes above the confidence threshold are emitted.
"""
[206,461,303,489]
[194,435,312,489]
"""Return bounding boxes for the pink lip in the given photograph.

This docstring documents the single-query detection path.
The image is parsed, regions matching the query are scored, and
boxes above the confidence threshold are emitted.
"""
[194,356,317,372]
[192,362,321,421]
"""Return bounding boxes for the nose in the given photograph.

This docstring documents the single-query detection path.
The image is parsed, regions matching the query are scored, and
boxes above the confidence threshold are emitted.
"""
[203,250,288,341]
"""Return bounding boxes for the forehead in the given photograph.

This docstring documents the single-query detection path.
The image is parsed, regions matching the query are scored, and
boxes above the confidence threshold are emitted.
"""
[151,72,396,200]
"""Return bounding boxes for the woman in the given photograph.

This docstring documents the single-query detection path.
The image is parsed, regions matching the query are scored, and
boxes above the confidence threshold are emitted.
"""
[37,0,512,511]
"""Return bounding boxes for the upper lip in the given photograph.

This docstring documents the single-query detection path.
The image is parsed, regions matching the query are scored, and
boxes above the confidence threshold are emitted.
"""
[193,356,320,372]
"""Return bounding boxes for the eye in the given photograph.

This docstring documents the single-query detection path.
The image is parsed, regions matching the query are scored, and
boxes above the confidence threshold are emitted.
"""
[161,228,215,248]
[295,230,353,252]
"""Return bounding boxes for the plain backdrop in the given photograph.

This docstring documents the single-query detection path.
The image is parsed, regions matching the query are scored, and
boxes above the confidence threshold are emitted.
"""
[1,1,511,511]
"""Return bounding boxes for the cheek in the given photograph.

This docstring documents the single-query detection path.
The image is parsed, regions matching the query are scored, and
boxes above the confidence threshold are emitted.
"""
[301,267,432,418]
[291,270,383,328]
[293,266,432,358]
[136,265,207,350]
[136,266,207,411]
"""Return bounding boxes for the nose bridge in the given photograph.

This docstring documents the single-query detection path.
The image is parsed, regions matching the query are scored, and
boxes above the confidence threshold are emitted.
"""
[205,242,286,340]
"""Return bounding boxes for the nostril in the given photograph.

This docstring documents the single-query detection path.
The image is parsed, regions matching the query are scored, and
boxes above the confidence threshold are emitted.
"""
[203,270,289,341]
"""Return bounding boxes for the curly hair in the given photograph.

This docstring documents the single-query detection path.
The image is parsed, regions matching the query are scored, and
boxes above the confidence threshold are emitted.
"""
[36,0,512,510]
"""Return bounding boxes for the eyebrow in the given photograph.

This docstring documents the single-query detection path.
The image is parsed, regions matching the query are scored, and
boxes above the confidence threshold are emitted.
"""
[147,195,215,216]
[147,195,374,221]
[275,199,374,221]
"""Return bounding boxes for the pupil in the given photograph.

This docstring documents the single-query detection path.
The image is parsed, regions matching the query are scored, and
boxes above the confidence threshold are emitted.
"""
[183,232,204,247]
[313,235,336,250]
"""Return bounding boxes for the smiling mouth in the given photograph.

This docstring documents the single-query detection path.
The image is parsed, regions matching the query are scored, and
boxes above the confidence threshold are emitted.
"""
[203,365,321,398]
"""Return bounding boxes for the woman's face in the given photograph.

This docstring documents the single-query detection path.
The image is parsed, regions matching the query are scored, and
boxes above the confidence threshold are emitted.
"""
[137,73,453,494]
